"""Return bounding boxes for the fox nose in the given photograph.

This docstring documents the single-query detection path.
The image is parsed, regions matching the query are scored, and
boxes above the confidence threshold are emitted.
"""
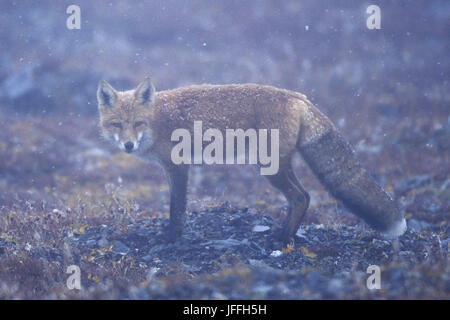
[124,141,134,153]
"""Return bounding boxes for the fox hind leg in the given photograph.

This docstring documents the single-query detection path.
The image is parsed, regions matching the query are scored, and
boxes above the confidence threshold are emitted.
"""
[265,159,310,244]
[164,163,189,241]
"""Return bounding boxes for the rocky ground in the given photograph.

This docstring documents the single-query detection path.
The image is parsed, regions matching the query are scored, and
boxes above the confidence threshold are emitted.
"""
[0,114,448,299]
[71,206,448,300]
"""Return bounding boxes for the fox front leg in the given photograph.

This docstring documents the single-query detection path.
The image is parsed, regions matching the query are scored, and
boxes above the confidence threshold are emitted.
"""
[164,164,189,241]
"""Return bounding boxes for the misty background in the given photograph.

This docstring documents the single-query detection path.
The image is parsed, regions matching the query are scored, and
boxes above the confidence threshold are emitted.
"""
[0,0,448,204]
[0,0,448,116]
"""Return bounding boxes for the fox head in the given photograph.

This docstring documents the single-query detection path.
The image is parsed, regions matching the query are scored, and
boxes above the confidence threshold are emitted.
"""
[97,79,155,154]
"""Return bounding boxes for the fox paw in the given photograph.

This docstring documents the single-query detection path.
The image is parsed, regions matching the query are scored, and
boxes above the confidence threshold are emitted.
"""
[163,224,183,243]
[271,228,295,248]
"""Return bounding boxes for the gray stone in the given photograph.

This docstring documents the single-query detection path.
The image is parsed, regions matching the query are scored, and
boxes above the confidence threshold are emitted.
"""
[112,241,129,255]
[86,239,97,248]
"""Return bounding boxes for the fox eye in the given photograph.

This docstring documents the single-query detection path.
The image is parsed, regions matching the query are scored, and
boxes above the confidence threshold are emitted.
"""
[110,122,122,129]
[134,121,146,128]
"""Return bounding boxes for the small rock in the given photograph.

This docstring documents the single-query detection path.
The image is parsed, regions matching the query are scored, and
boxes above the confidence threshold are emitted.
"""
[371,238,390,249]
[112,241,129,255]
[98,237,109,247]
[399,251,415,259]
[295,227,307,239]
[252,225,270,232]
[86,239,97,248]
[270,250,283,257]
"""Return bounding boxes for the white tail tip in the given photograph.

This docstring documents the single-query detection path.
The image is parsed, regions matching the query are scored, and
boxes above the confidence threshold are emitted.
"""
[383,218,407,239]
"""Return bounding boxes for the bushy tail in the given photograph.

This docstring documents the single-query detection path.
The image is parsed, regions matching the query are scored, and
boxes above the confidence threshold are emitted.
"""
[299,128,406,237]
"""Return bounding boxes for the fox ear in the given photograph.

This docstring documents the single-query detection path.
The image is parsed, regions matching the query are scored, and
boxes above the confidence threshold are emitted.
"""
[97,80,117,108]
[134,78,155,106]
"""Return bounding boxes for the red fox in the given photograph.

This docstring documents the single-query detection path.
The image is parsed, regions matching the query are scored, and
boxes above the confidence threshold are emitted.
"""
[97,78,406,244]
